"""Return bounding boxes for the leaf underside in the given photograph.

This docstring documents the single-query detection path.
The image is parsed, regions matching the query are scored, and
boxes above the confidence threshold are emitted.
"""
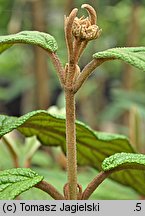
[0,168,43,200]
[93,47,145,72]
[102,152,145,171]
[0,31,58,54]
[1,110,145,196]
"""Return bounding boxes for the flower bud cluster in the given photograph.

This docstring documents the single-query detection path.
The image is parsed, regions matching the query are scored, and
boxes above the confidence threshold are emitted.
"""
[72,16,102,41]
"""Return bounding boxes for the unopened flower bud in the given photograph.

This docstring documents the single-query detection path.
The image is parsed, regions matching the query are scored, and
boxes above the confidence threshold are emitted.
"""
[72,16,102,41]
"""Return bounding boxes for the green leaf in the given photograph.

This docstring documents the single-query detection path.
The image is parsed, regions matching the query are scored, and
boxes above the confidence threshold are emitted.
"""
[0,168,43,200]
[93,47,145,71]
[102,152,145,171]
[0,31,58,54]
[0,110,145,196]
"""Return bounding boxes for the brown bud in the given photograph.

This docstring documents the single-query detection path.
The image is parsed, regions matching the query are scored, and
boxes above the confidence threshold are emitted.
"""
[72,16,102,41]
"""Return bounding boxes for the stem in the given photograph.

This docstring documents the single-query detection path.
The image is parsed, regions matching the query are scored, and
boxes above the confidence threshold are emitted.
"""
[74,59,103,93]
[65,89,77,199]
[47,52,65,85]
[77,40,88,60]
[2,136,19,168]
[74,57,114,93]
[82,171,111,200]
[73,38,82,64]
[35,180,65,200]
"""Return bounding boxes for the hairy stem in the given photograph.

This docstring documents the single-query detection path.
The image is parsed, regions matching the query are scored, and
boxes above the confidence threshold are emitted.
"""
[65,89,77,200]
[35,180,65,200]
[48,52,65,85]
[77,40,88,60]
[73,38,82,64]
[74,59,104,93]
[82,171,111,200]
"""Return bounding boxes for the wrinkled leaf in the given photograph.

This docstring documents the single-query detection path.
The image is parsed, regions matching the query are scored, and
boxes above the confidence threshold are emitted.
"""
[0,110,145,196]
[0,168,43,200]
[102,152,145,171]
[93,47,145,71]
[0,31,58,54]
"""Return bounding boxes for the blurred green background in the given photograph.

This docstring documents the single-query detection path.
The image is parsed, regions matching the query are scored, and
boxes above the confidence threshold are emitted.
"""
[0,0,145,199]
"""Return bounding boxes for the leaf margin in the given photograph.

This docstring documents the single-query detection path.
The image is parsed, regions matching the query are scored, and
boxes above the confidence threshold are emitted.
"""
[0,168,43,200]
[93,47,145,72]
[102,152,145,171]
[0,31,58,54]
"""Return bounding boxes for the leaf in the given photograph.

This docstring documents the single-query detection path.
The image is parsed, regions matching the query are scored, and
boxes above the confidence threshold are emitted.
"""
[0,31,58,54]
[102,152,145,171]
[0,168,43,200]
[0,110,145,196]
[93,47,145,71]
